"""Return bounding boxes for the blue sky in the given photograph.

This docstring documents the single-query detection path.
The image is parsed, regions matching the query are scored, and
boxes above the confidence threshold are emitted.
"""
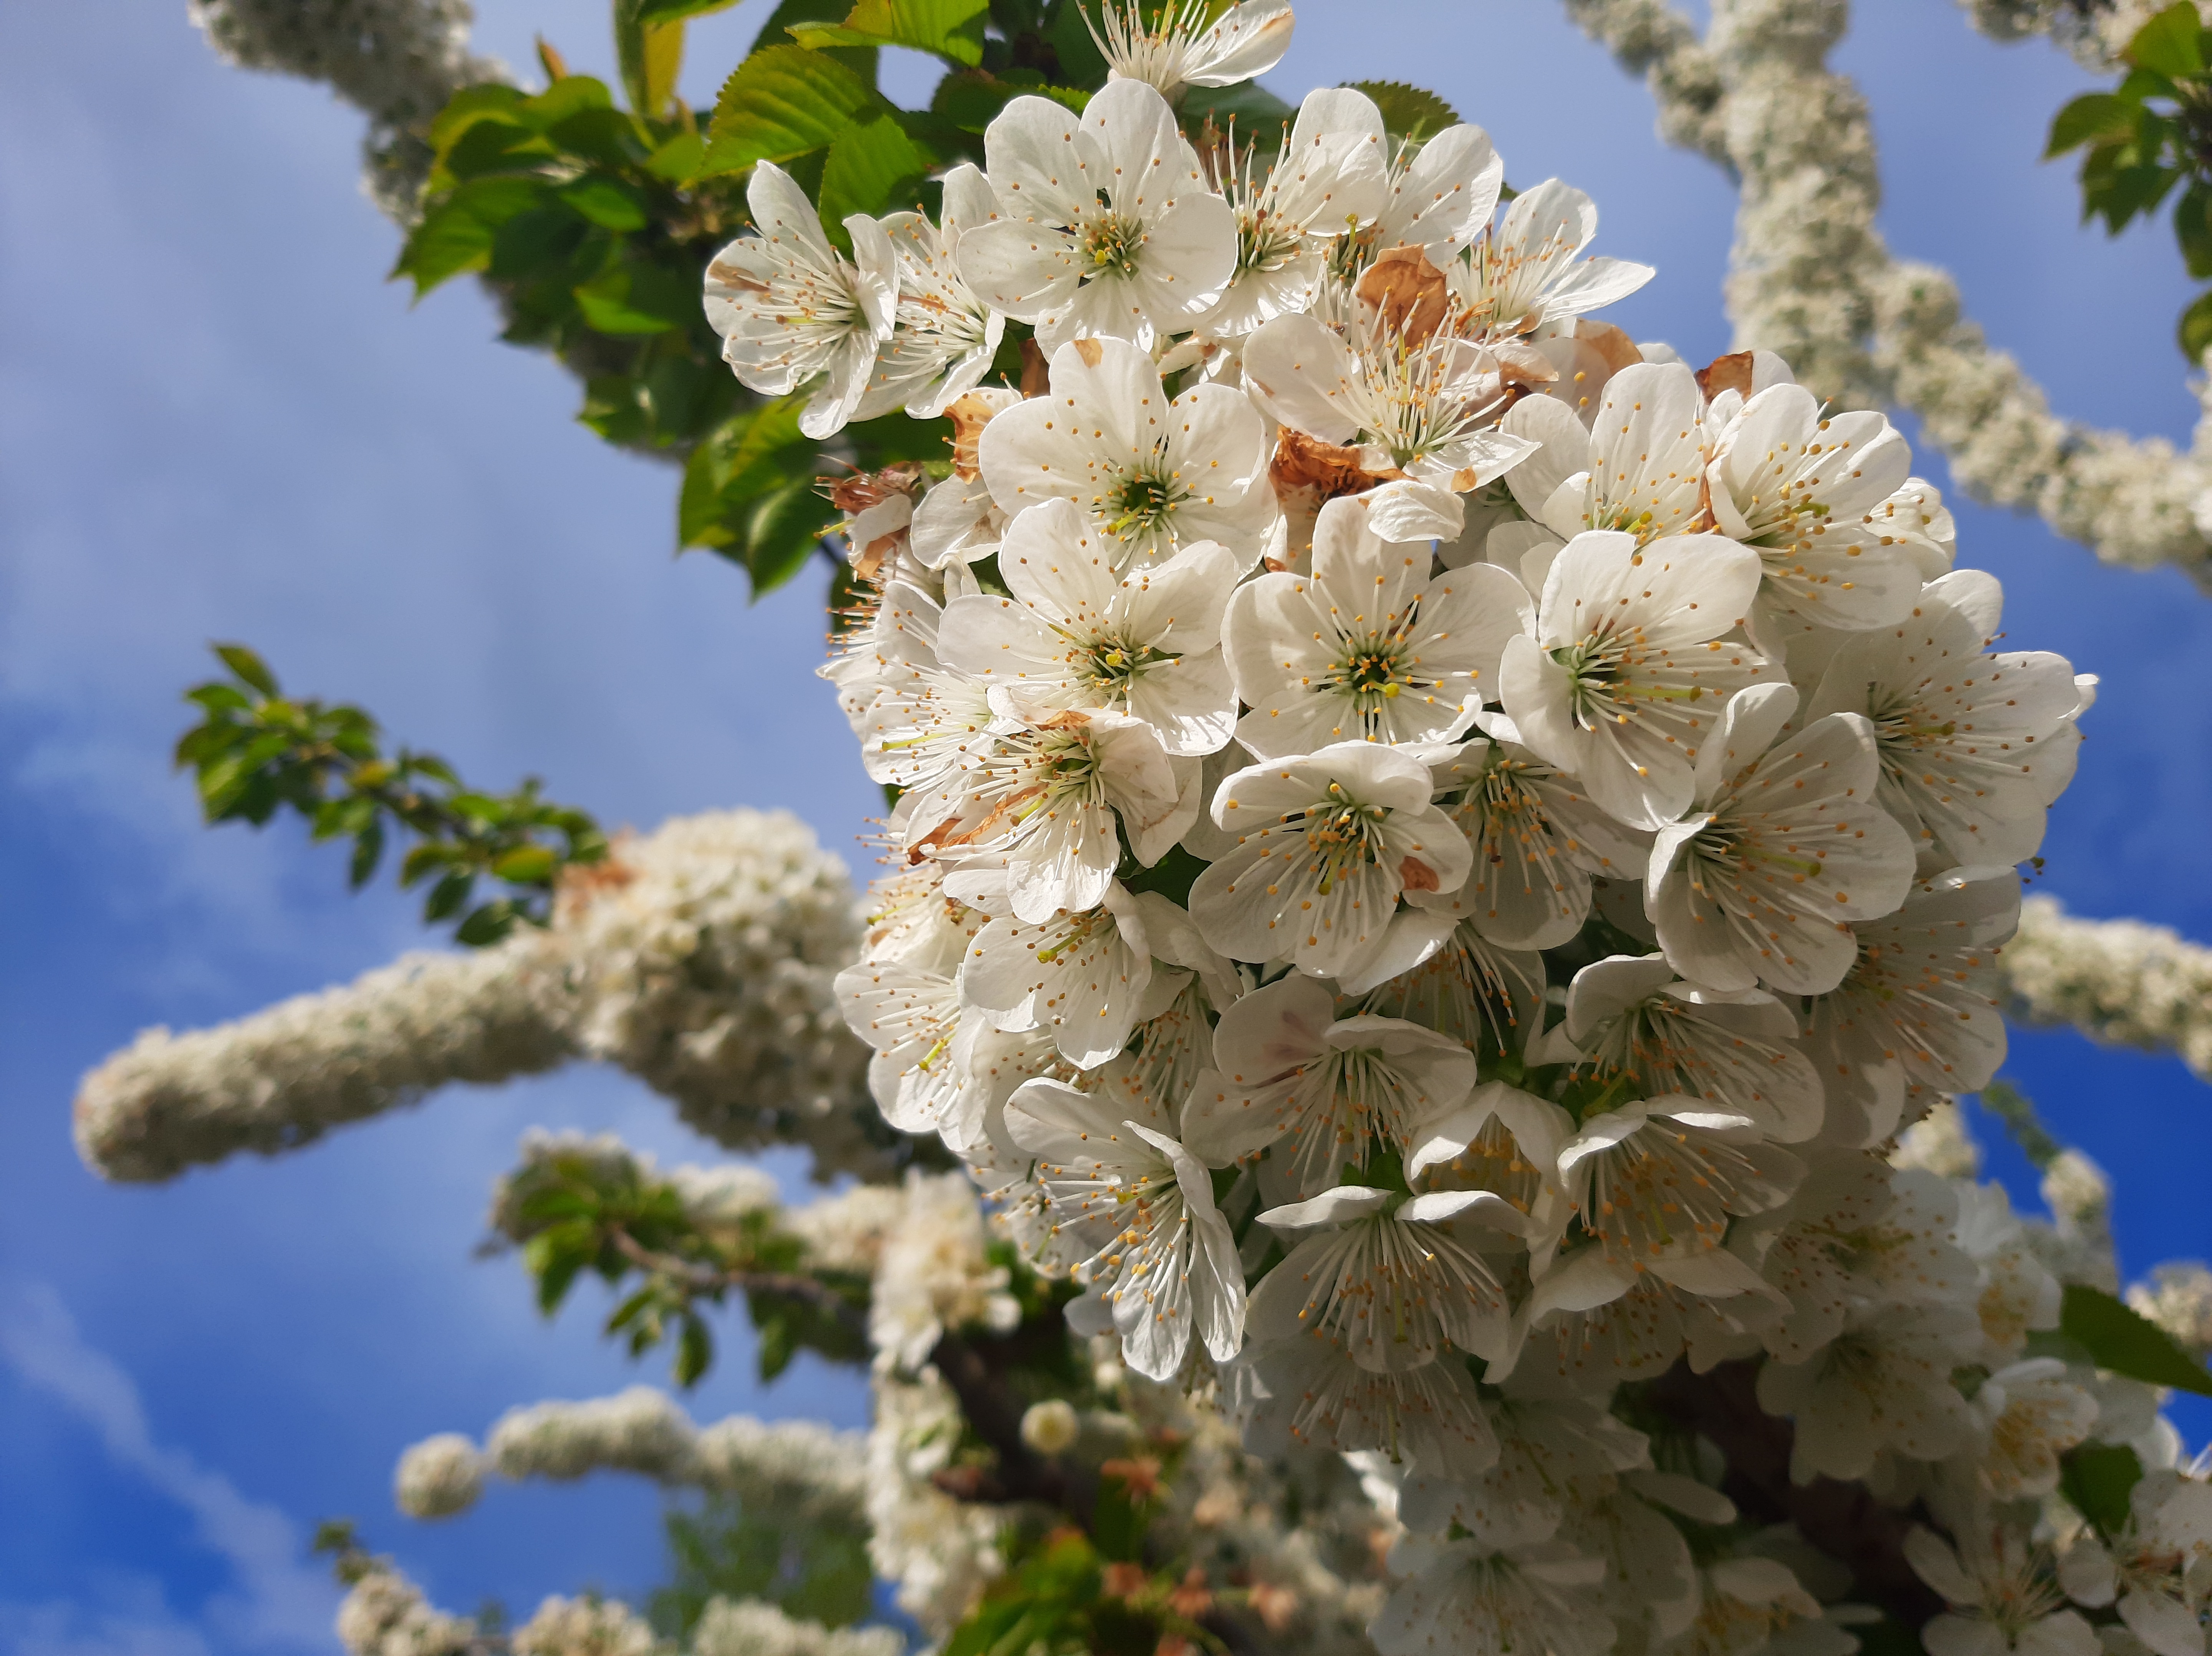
[3,1,2210,1650]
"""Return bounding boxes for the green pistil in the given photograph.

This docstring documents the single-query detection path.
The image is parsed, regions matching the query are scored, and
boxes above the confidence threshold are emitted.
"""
[1103,455,1187,542]
[1082,210,1146,280]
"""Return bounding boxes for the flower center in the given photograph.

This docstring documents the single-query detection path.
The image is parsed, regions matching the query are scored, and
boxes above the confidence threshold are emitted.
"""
[1082,208,1148,280]
[1076,629,1171,694]
[1326,629,1414,709]
[1101,452,1189,542]
[1296,782,1392,895]
[1237,206,1306,276]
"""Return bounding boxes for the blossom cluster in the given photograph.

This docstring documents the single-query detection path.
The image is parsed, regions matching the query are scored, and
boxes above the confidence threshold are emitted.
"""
[692,9,2212,1647]
[74,810,887,1185]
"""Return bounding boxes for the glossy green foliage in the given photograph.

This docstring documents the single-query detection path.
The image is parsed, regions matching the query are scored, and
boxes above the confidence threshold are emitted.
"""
[2047,2,2212,355]
[175,645,605,944]
[650,1496,878,1638]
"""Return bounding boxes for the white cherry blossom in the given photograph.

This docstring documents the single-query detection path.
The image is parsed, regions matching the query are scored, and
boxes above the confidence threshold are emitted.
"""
[900,706,1195,923]
[1549,953,1823,1142]
[959,880,1157,1069]
[1498,528,1769,831]
[1704,381,1921,641]
[1181,972,1475,1194]
[858,165,1006,421]
[1646,682,1917,997]
[1004,1077,1244,1379]
[1798,868,2019,1147]
[978,336,1274,566]
[1407,1080,1575,1228]
[959,79,1236,349]
[1358,914,1548,1056]
[1246,1183,1522,1367]
[1373,125,1507,264]
[1192,87,1388,338]
[1223,493,1532,758]
[1498,362,1712,558]
[1555,1100,1804,1268]
[1806,568,2086,871]
[1451,178,1654,341]
[1188,741,1473,987]
[938,497,1238,754]
[2058,1472,2212,1656]
[703,161,897,439]
[1233,1321,1497,1469]
[1086,0,1293,104]
[1756,1302,1979,1481]
[1371,1534,1616,1656]
[1411,724,1647,949]
[1908,1527,2099,1656]
[1972,1357,2097,1499]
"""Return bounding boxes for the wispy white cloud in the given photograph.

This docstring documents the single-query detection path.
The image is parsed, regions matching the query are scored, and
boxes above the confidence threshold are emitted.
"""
[0,1283,338,1654]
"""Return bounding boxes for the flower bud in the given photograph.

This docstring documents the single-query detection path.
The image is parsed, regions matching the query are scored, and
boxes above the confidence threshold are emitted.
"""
[1020,1399,1080,1455]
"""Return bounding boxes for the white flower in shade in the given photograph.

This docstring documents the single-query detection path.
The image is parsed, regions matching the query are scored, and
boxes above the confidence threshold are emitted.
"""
[1955,1182,2065,1363]
[1413,723,1648,950]
[977,336,1273,566]
[1085,0,1294,104]
[1973,1358,2098,1500]
[1798,868,2019,1148]
[1740,1160,1977,1363]
[1806,568,2086,871]
[1647,682,1917,997]
[835,890,988,1138]
[1004,1076,1245,1379]
[1703,382,1921,640]
[1358,913,1548,1056]
[1548,954,1823,1143]
[1756,1302,1980,1481]
[959,881,1158,1070]
[1191,88,1388,338]
[1498,528,1769,831]
[1189,740,1473,987]
[1555,1101,1805,1268]
[859,165,1006,420]
[1450,178,1654,341]
[1223,494,1532,758]
[1498,362,1713,556]
[939,497,1239,754]
[1242,309,1536,519]
[1371,1534,1615,1656]
[1373,125,1507,264]
[1863,475,1959,580]
[1907,1527,2099,1656]
[2058,1472,2212,1656]
[1673,1555,1845,1656]
[1180,973,1476,1194]
[901,707,1194,923]
[1233,1320,1497,1469]
[1517,1244,1788,1388]
[959,79,1236,350]
[1399,1393,1655,1548]
[1406,1080,1575,1228]
[1555,1474,1719,1644]
[704,161,897,439]
[1247,1183,1523,1368]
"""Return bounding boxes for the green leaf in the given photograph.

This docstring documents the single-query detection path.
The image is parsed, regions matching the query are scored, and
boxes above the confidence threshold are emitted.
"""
[213,644,279,697]
[556,176,650,230]
[818,113,934,232]
[1179,78,1295,129]
[931,68,1086,131]
[2061,1441,2145,1537]
[616,0,689,118]
[2179,180,2212,278]
[743,481,833,597]
[638,0,741,20]
[573,262,695,334]
[493,845,559,884]
[645,131,708,182]
[2181,288,2212,361]
[428,83,534,156]
[2060,1283,2212,1395]
[702,45,882,175]
[424,869,476,923]
[680,397,819,550]
[396,176,548,295]
[455,900,521,946]
[675,1313,714,1386]
[525,75,618,127]
[2126,2,2206,78]
[788,0,991,64]
[2047,92,2144,157]
[1344,79,1460,138]
[348,824,386,889]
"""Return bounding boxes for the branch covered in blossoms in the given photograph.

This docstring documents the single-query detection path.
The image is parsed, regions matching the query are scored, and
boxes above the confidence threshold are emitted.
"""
[2007,894,2212,1080]
[74,809,893,1183]
[1570,0,2212,588]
